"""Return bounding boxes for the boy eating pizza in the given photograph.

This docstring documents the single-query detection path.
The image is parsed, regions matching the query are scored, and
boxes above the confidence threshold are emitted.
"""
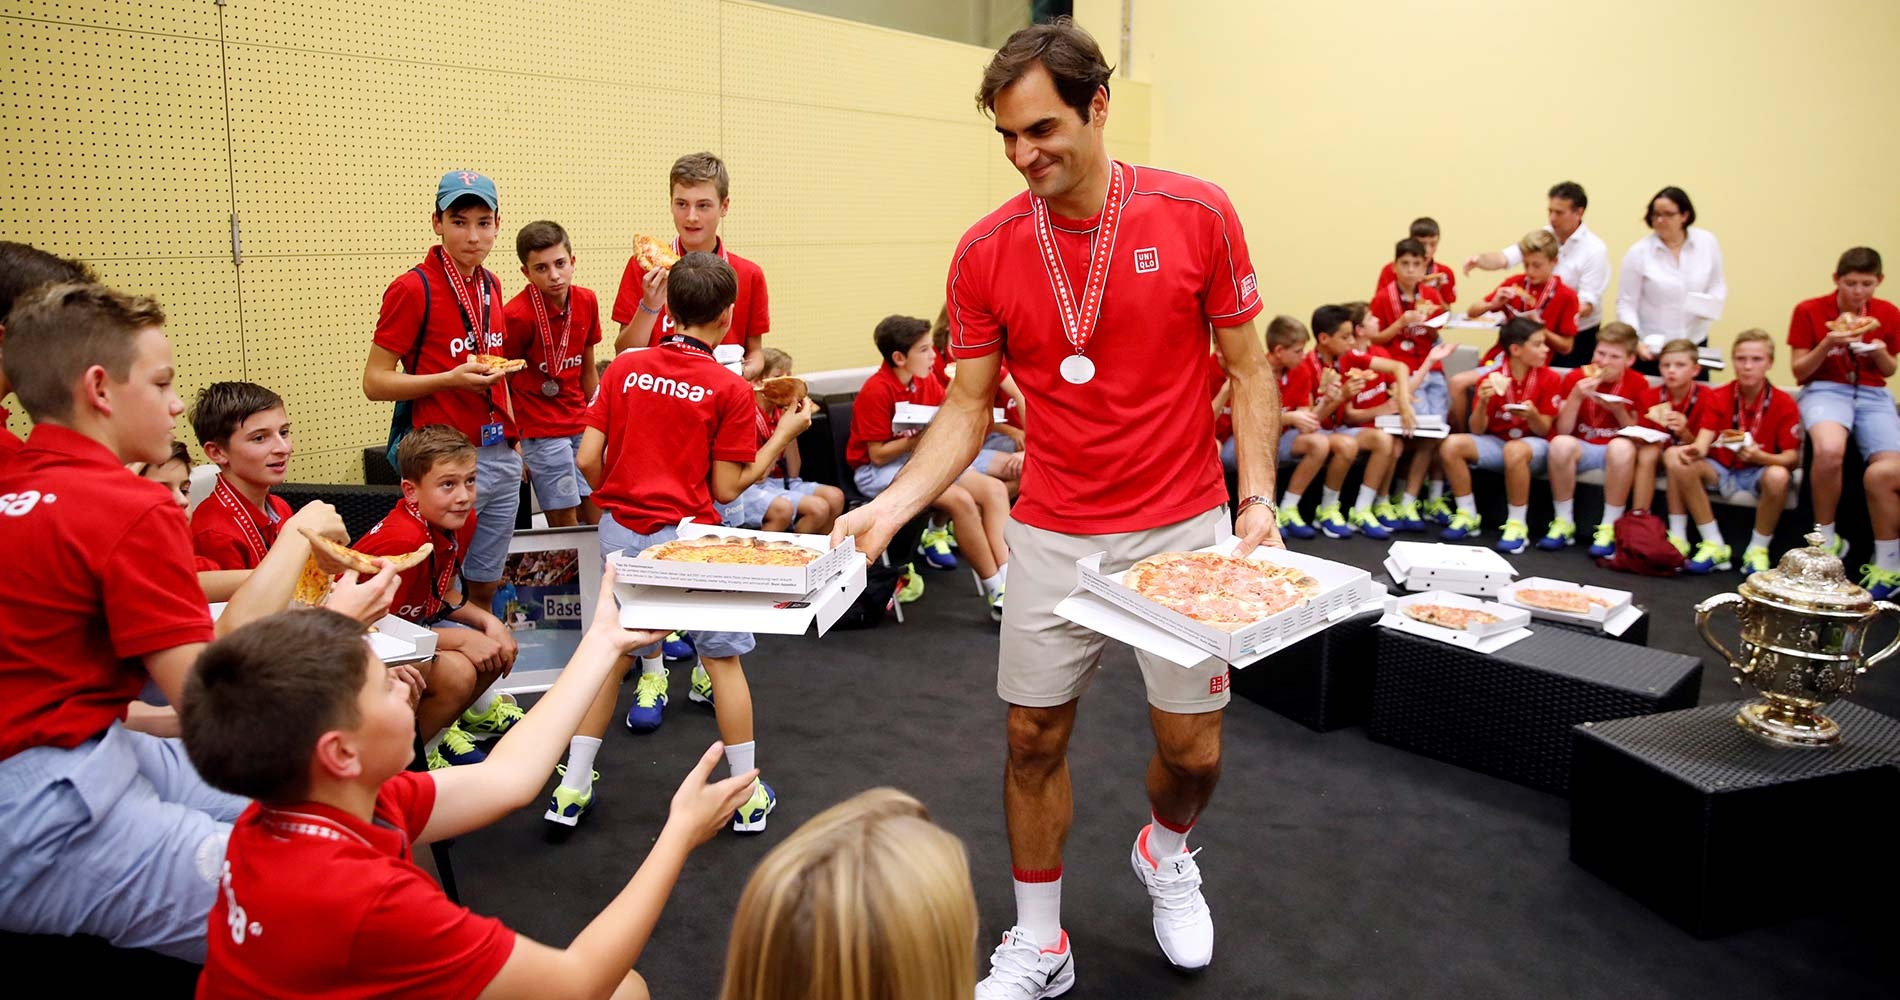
[1540,323,1656,556]
[727,347,846,534]
[189,381,295,571]
[504,220,602,528]
[1437,316,1565,551]
[1299,304,1406,540]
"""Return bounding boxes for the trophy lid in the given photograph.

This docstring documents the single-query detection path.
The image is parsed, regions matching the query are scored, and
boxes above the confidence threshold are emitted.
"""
[1741,529,1873,613]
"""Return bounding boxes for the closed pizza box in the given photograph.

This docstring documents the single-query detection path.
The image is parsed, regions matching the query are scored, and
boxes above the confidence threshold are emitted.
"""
[1616,425,1672,445]
[611,519,856,595]
[1375,414,1449,439]
[1378,590,1533,653]
[208,604,436,665]
[1498,576,1643,636]
[1386,541,1517,586]
[892,402,1009,431]
[614,561,865,637]
[1074,541,1377,664]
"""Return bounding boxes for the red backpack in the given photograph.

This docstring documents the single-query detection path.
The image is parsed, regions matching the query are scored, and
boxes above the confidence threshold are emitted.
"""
[1596,509,1685,577]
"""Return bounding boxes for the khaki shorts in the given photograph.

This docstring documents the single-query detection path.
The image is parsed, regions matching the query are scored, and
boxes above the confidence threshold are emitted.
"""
[999,506,1233,715]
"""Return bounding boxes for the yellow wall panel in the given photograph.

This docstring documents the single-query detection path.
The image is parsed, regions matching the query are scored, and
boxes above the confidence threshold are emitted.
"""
[2,0,217,39]
[776,242,959,373]
[722,0,984,122]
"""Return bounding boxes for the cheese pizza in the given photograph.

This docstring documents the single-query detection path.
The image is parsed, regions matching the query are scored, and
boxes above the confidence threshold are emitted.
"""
[474,353,527,374]
[1401,604,1501,630]
[642,535,820,567]
[1512,588,1610,616]
[1483,371,1512,397]
[293,529,434,606]
[759,376,808,408]
[1123,552,1321,633]
[634,233,681,271]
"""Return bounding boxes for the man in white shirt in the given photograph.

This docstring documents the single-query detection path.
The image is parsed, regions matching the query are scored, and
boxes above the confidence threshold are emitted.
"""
[1465,180,1610,367]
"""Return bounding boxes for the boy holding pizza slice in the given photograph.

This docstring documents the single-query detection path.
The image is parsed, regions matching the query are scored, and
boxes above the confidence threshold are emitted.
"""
[728,347,846,533]
[189,381,295,571]
[1647,338,1720,555]
[1375,217,1457,306]
[504,220,602,529]
[1437,315,1565,551]
[560,251,815,831]
[1446,231,1579,430]
[1342,301,1420,533]
[363,169,523,619]
[356,425,523,770]
[1368,239,1452,531]
[1299,304,1405,540]
[1541,323,1656,556]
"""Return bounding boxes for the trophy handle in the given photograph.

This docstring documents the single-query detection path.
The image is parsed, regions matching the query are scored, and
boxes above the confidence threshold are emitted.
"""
[1695,592,1745,665]
[1863,600,1900,670]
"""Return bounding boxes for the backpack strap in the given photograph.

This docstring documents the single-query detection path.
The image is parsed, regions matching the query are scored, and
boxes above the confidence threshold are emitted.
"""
[404,265,431,373]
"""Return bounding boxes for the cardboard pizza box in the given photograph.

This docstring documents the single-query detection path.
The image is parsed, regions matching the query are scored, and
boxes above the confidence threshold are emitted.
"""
[1386,541,1516,591]
[892,402,1009,431]
[1377,590,1532,652]
[614,560,866,637]
[1070,538,1379,665]
[1498,576,1643,636]
[1616,425,1672,445]
[1375,414,1449,438]
[610,519,856,595]
[208,604,437,665]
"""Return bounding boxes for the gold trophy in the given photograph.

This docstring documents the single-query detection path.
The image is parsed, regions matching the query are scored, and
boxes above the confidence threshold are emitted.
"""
[1695,531,1900,748]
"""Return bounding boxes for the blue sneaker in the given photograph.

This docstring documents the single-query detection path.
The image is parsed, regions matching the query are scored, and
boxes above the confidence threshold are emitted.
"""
[919,526,959,570]
[1391,499,1427,533]
[1537,518,1576,551]
[1276,505,1317,541]
[544,766,597,827]
[1861,563,1900,599]
[1685,540,1732,574]
[1586,523,1618,559]
[1494,520,1530,555]
[1440,510,1481,540]
[662,631,695,660]
[431,724,486,767]
[1421,495,1455,526]
[732,778,777,834]
[1314,503,1354,539]
[624,668,669,733]
[1348,506,1392,540]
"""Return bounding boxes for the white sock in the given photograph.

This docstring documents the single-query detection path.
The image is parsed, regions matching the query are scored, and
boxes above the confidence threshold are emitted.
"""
[1553,499,1575,523]
[1602,504,1626,524]
[724,740,756,779]
[423,729,446,759]
[1321,486,1340,508]
[981,571,1003,597]
[465,689,498,716]
[1429,479,1447,499]
[1455,494,1478,515]
[1697,521,1725,545]
[1507,504,1528,524]
[640,654,664,676]
[1669,514,1689,538]
[1281,490,1304,510]
[561,736,601,790]
[1402,491,1419,505]
[1355,485,1378,511]
[1013,872,1063,947]
[1147,814,1191,859]
[996,562,1008,585]
[1818,523,1838,546]
[1877,540,1900,572]
[1750,531,1775,553]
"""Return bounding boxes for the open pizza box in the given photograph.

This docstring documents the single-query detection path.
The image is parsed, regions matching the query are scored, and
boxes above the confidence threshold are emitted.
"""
[1384,541,1516,596]
[1616,425,1672,445]
[892,402,1010,431]
[1497,575,1643,636]
[1059,537,1382,667]
[209,603,437,665]
[610,519,857,596]
[613,560,866,638]
[1375,414,1449,439]
[1378,590,1532,652]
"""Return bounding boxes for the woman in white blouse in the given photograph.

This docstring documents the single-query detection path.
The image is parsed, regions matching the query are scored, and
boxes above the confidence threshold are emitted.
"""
[1620,186,1726,376]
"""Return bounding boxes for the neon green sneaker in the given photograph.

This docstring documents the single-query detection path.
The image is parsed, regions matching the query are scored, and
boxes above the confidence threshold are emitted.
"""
[624,668,670,733]
[1393,498,1426,531]
[919,526,958,570]
[1441,509,1481,540]
[1372,500,1404,529]
[1347,506,1392,540]
[1588,522,1618,557]
[431,724,485,768]
[1495,519,1530,554]
[731,777,777,834]
[544,765,597,827]
[897,562,924,603]
[1667,533,1691,558]
[689,663,715,708]
[1314,502,1353,538]
[1686,540,1733,573]
[1421,495,1455,526]
[460,691,524,738]
[1537,517,1577,550]
[1825,536,1850,561]
[1859,563,1900,599]
[988,582,1006,623]
[1276,505,1317,540]
[1741,546,1772,577]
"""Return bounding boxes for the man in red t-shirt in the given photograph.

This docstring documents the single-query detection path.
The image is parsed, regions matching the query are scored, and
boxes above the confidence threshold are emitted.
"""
[1374,216,1457,306]
[0,242,94,468]
[189,382,295,572]
[1788,246,1900,559]
[1542,323,1657,557]
[833,23,1280,992]
[362,170,521,617]
[1438,316,1565,553]
[0,282,391,960]
[611,152,771,376]
[183,571,752,999]
[504,220,603,529]
[1663,330,1803,576]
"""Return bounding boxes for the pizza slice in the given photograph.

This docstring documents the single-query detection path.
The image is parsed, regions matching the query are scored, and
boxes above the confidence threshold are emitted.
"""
[1402,604,1501,630]
[299,527,433,576]
[473,353,527,374]
[1581,363,1602,379]
[759,375,808,408]
[1483,371,1512,397]
[634,233,681,271]
[1716,428,1748,447]
[1646,402,1674,425]
[1513,587,1610,616]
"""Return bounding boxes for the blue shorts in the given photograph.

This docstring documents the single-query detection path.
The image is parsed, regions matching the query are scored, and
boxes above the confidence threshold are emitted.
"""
[0,724,248,961]
[466,442,524,583]
[732,479,821,528]
[1472,433,1550,473]
[520,434,590,512]
[1414,369,1450,417]
[1703,457,1768,497]
[598,513,755,659]
[1797,381,1900,459]
[1575,440,1610,474]
[982,430,1019,454]
[853,450,1005,498]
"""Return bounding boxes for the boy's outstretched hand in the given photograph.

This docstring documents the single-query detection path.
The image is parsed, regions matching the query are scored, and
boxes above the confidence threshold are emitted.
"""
[585,564,670,653]
[669,741,760,847]
[328,562,400,623]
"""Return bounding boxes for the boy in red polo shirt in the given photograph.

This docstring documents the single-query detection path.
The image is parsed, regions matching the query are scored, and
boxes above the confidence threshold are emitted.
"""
[0,242,94,467]
[1663,330,1802,576]
[356,425,521,770]
[730,347,847,533]
[1375,217,1457,306]
[1788,246,1900,559]
[555,252,814,830]
[1233,314,1337,540]
[1648,338,1719,554]
[505,220,602,529]
[363,170,522,617]
[1297,305,1403,540]
[1541,323,1656,556]
[189,382,294,571]
[0,282,393,960]
[1468,230,1580,357]
[848,315,1014,618]
[612,152,770,374]
[1437,316,1565,552]
[1368,239,1451,529]
[184,577,754,999]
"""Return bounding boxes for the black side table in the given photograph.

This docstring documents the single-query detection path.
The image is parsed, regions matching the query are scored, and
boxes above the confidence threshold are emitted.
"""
[1231,610,1380,732]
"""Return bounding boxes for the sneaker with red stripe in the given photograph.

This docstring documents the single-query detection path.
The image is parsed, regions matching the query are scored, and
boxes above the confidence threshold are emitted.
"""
[1131,824,1214,969]
[975,926,1075,999]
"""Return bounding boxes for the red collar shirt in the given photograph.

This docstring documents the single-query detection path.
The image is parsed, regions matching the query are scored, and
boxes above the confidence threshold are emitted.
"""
[1277,354,1316,412]
[191,476,294,571]
[1558,368,1657,444]
[946,162,1263,534]
[609,238,769,348]
[1377,259,1456,305]
[1368,281,1448,374]
[1701,382,1802,470]
[355,500,475,625]
[0,426,213,760]
[1477,366,1565,439]
[1486,274,1580,339]
[196,771,515,999]
[502,285,602,438]
[372,247,515,444]
[1787,293,1900,388]
[846,365,945,468]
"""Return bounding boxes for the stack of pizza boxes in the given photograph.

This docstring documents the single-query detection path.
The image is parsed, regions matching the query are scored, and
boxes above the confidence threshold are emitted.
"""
[1499,576,1642,636]
[1384,541,1517,597]
[1057,533,1385,668]
[1379,590,1533,653]
[610,518,866,637]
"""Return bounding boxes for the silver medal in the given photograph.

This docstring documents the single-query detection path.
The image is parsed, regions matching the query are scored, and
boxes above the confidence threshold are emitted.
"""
[541,379,561,397]
[1400,339,1414,353]
[1509,428,1523,440]
[1060,354,1096,385]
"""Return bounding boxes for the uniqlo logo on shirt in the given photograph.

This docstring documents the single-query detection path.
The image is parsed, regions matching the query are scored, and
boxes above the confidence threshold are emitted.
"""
[1209,671,1229,695]
[1133,247,1160,273]
[1240,272,1258,300]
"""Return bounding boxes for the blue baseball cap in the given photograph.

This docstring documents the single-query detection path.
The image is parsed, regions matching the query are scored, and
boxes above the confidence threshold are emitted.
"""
[436,170,498,212]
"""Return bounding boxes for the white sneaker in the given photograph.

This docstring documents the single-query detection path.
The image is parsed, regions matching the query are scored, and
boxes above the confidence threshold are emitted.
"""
[1130,824,1214,969]
[975,926,1075,999]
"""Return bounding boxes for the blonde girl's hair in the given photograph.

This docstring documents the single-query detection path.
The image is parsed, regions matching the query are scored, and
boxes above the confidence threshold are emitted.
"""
[718,788,978,1000]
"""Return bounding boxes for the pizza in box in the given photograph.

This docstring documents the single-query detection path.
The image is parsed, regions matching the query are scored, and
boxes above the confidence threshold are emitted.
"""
[1512,587,1610,616]
[1401,603,1501,630]
[641,535,819,567]
[1123,552,1321,633]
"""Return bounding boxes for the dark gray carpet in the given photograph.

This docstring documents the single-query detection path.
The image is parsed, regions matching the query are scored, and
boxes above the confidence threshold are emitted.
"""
[447,534,1898,1000]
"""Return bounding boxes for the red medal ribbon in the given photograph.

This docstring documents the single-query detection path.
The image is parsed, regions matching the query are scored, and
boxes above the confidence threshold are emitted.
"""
[430,245,490,363]
[1032,161,1126,362]
[529,285,573,382]
[210,475,278,565]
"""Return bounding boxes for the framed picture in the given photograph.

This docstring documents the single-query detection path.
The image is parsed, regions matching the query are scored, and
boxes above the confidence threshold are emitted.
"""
[496,525,601,694]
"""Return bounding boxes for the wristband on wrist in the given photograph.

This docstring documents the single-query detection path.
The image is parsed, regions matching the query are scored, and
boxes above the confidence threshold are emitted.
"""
[638,301,661,315]
[1235,494,1277,521]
